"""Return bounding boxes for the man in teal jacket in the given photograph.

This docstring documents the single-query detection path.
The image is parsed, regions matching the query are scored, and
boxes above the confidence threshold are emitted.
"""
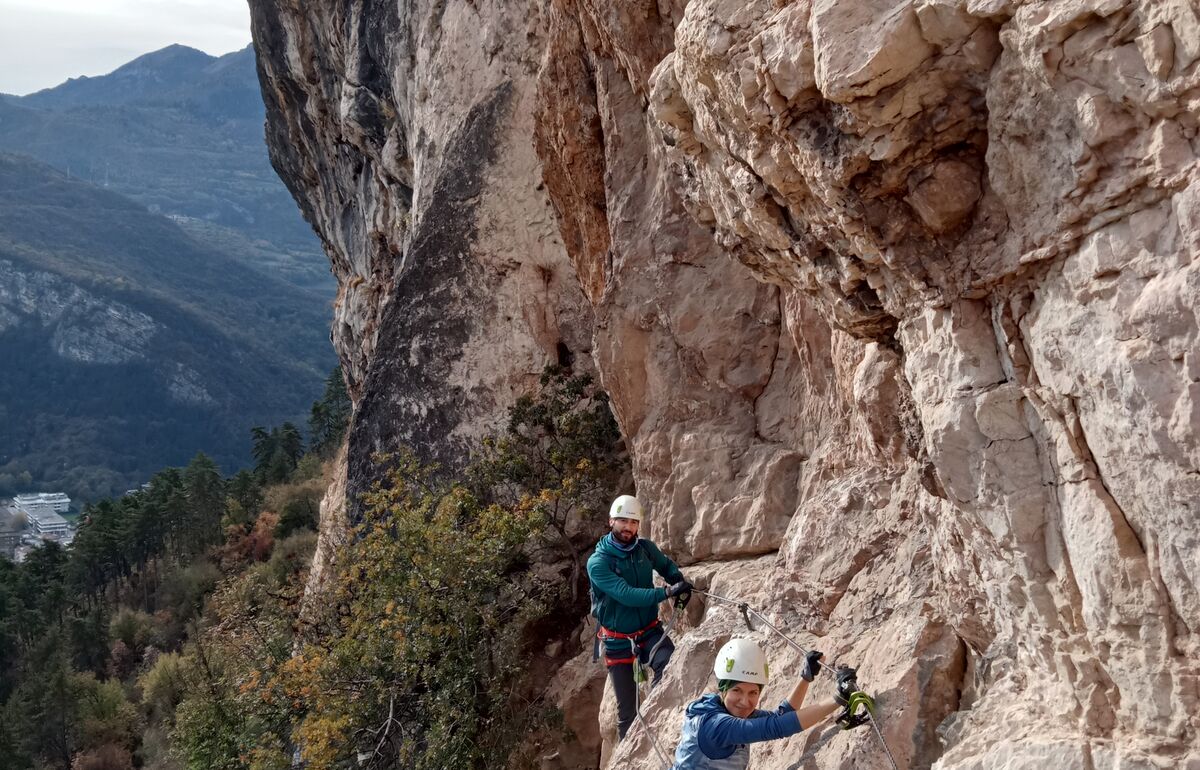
[587,494,693,740]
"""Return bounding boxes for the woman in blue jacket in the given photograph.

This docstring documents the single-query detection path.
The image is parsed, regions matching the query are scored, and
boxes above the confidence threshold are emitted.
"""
[671,639,840,770]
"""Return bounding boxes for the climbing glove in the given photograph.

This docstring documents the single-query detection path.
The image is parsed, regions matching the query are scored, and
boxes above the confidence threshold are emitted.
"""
[800,649,824,682]
[833,666,859,706]
[666,579,694,604]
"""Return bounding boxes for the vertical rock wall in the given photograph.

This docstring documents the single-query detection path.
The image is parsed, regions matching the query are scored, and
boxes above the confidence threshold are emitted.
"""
[632,1,1199,767]
[249,0,1199,767]
[249,0,594,509]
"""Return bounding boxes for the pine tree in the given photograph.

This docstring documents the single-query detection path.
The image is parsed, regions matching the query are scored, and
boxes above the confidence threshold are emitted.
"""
[227,470,263,520]
[277,423,304,468]
[250,426,275,479]
[308,367,351,457]
[183,453,224,555]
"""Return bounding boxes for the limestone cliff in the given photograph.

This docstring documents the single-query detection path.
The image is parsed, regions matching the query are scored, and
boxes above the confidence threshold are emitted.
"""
[249,0,1199,767]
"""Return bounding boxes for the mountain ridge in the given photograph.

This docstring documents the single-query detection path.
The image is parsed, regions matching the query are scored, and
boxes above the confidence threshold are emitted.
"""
[0,43,328,287]
[19,44,252,111]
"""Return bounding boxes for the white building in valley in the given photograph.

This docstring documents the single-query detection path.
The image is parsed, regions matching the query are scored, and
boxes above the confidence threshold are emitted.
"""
[31,510,70,540]
[12,493,72,542]
[14,493,71,518]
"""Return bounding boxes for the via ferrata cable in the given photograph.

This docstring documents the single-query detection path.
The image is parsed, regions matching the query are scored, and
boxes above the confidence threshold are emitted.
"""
[625,597,686,769]
[693,589,900,770]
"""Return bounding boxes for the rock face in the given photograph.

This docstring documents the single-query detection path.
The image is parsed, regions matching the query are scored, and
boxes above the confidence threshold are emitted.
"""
[249,0,1200,768]
[0,259,161,365]
[0,257,216,407]
[249,0,595,507]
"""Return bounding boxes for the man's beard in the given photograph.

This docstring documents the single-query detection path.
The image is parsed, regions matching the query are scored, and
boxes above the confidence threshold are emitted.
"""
[615,529,636,543]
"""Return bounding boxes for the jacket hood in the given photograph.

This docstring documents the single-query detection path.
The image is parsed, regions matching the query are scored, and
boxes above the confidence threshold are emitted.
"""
[685,692,727,718]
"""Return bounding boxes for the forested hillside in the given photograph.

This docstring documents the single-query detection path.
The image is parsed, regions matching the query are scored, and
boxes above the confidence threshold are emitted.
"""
[0,155,335,500]
[0,369,345,769]
[0,367,626,770]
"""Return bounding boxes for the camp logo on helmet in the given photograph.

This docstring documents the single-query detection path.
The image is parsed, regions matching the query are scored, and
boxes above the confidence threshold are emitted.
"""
[725,659,734,673]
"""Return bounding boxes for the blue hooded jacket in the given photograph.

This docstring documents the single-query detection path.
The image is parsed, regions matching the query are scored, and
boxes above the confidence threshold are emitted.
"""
[671,692,802,770]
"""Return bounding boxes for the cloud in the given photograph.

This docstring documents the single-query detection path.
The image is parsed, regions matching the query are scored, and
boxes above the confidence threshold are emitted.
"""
[0,0,251,95]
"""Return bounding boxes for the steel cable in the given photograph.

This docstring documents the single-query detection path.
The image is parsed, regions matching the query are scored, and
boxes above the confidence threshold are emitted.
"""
[693,589,901,770]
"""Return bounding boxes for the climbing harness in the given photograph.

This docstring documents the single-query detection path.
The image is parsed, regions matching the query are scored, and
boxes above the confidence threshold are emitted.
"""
[694,589,900,770]
[598,618,661,666]
[623,595,687,769]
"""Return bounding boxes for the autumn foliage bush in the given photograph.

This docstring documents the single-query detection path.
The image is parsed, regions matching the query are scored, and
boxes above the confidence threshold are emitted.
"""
[170,366,626,769]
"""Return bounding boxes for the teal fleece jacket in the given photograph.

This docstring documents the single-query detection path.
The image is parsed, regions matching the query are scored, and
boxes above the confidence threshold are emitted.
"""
[587,533,684,651]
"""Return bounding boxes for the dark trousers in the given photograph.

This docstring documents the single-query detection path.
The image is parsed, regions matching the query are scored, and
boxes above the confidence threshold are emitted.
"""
[606,626,676,740]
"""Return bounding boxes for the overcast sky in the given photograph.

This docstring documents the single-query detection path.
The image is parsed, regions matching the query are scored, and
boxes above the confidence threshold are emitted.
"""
[0,0,252,95]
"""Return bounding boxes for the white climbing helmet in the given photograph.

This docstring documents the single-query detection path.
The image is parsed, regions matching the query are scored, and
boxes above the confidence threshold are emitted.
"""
[608,494,644,521]
[713,638,769,685]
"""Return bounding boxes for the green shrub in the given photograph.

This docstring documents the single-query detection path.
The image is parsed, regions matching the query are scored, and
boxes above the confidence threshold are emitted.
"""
[72,673,141,753]
[110,609,156,651]
[170,365,627,770]
[137,653,189,725]
[285,452,553,769]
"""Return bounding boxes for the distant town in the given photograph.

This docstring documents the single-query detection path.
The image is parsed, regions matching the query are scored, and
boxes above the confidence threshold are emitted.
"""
[1,491,75,562]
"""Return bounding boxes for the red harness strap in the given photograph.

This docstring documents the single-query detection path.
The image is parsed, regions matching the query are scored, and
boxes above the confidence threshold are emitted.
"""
[598,619,660,666]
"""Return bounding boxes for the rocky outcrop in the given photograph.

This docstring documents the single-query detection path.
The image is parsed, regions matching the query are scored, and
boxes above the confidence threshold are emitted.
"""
[250,0,1200,767]
[0,259,161,365]
[636,2,1199,767]
[249,0,595,509]
[0,257,217,406]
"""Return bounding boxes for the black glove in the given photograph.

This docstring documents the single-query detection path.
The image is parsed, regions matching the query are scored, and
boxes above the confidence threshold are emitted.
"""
[834,666,859,706]
[832,666,875,729]
[801,649,824,682]
[666,579,694,601]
